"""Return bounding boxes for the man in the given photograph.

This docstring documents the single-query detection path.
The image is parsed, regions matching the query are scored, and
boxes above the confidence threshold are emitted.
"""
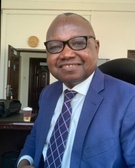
[17,13,135,168]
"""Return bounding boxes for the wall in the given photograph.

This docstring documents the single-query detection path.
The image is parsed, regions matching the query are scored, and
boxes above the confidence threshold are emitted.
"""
[1,0,135,100]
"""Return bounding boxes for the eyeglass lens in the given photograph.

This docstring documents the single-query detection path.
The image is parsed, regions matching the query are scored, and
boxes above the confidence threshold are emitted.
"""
[45,36,94,54]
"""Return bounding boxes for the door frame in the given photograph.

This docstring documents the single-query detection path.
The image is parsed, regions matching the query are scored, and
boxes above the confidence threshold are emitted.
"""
[7,45,47,107]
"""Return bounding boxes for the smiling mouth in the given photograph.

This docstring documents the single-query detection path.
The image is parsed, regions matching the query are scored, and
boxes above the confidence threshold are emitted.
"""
[60,64,79,68]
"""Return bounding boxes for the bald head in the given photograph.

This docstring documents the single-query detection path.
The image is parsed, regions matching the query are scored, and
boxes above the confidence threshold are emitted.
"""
[46,12,96,41]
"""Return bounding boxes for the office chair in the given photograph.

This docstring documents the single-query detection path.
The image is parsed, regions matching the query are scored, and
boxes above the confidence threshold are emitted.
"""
[98,58,135,85]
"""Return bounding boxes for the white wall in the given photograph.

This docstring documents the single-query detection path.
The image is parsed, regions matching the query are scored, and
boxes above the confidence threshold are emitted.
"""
[1,0,135,100]
[92,11,135,59]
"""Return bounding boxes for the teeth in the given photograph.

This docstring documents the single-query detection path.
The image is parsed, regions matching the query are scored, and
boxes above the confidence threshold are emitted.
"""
[64,64,77,67]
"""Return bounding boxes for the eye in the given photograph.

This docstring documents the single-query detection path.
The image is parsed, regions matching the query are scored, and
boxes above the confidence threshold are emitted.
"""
[69,36,86,48]
[48,45,61,51]
[73,41,85,46]
[70,40,86,49]
[47,41,63,52]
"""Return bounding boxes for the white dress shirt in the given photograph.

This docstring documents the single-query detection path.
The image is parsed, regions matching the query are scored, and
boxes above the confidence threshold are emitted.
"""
[18,72,94,167]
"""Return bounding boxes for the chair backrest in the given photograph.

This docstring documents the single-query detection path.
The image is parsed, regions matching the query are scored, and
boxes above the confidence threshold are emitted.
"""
[98,58,135,85]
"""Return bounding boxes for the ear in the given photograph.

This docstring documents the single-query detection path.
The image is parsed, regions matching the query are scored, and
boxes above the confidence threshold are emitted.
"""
[95,40,100,53]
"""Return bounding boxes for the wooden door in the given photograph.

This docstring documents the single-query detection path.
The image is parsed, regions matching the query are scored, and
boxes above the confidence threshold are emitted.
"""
[28,58,50,113]
[7,45,20,99]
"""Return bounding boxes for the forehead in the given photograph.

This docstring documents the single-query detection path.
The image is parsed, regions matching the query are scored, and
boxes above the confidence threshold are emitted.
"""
[46,15,93,40]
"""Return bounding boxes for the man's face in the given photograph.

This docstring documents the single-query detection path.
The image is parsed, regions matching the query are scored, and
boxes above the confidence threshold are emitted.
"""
[46,15,99,88]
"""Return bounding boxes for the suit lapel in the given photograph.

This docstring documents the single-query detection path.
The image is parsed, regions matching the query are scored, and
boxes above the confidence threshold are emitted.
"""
[70,68,105,167]
[35,82,63,167]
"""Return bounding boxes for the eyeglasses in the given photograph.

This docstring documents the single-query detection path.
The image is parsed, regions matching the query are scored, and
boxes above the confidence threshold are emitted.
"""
[44,35,95,54]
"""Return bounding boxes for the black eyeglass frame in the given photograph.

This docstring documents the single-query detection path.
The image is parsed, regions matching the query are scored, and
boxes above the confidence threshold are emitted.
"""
[44,35,95,54]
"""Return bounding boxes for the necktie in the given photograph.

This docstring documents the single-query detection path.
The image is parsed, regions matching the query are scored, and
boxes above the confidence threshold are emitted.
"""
[44,89,77,168]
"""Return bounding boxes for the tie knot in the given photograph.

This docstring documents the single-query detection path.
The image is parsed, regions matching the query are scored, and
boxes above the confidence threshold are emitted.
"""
[64,89,77,100]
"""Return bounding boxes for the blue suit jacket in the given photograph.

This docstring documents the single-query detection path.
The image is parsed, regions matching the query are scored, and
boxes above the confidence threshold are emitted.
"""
[19,68,135,168]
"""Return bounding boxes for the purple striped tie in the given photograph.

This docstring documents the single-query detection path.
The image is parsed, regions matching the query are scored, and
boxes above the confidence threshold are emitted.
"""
[44,89,77,168]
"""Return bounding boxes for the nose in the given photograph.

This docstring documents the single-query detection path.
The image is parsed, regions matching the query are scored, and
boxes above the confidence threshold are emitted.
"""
[59,44,76,59]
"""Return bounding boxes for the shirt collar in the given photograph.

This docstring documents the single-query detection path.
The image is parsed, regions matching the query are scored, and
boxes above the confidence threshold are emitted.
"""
[63,72,95,96]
